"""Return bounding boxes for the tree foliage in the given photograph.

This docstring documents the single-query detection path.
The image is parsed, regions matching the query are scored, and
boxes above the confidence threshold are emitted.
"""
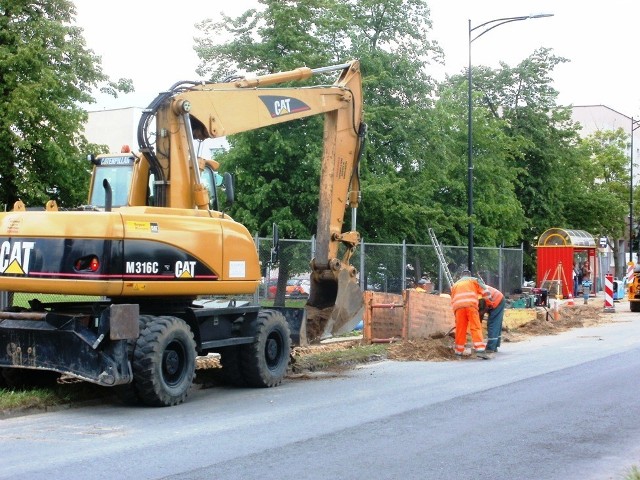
[0,0,132,208]
[195,0,444,244]
[194,1,631,282]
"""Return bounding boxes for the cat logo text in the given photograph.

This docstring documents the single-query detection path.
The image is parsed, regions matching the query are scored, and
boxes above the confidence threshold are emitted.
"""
[0,241,35,275]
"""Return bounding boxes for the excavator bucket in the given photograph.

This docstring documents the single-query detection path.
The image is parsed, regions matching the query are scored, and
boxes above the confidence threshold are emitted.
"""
[305,267,364,342]
[326,268,365,336]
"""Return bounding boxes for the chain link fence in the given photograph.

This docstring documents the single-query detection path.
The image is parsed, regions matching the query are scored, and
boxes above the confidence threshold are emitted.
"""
[4,237,523,308]
[258,237,523,303]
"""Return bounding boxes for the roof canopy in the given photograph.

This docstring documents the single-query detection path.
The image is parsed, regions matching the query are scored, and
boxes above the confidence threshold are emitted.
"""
[537,228,596,247]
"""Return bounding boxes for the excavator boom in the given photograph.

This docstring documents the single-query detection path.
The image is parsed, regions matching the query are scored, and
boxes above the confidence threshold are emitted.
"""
[133,60,366,340]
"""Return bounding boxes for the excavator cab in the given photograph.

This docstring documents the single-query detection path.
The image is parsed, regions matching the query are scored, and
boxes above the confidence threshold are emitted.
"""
[87,153,136,208]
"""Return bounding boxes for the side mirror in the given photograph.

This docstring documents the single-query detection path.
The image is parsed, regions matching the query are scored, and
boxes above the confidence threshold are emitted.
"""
[223,172,234,205]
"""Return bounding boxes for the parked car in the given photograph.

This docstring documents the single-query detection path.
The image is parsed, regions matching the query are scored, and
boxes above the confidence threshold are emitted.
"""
[266,279,309,298]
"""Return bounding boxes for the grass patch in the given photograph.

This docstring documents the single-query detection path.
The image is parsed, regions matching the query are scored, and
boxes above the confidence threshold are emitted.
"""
[0,388,64,411]
[291,343,388,373]
[0,381,113,414]
[625,466,640,480]
[11,294,101,309]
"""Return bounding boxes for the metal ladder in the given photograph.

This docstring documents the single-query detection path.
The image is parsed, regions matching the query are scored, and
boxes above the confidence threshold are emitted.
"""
[428,228,454,288]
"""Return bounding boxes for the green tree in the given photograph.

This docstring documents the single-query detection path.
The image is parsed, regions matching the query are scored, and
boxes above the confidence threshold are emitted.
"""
[0,0,132,208]
[569,129,630,277]
[195,0,444,246]
[459,48,582,277]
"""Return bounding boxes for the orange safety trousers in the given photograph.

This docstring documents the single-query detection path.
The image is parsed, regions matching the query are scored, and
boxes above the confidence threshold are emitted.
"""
[454,306,486,354]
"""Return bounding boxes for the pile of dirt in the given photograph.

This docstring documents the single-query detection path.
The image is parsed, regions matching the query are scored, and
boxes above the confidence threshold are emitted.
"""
[291,339,361,358]
[504,300,609,343]
[384,301,611,362]
[387,337,457,362]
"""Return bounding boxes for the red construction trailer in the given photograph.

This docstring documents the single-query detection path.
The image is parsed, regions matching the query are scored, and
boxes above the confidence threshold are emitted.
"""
[536,228,597,299]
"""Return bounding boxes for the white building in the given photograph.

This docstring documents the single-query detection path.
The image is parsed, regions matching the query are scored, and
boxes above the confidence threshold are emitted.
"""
[571,105,640,156]
[571,105,640,268]
[84,107,142,153]
[85,107,227,158]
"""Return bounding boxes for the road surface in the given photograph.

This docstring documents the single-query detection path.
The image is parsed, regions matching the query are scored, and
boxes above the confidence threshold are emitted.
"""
[1,302,639,480]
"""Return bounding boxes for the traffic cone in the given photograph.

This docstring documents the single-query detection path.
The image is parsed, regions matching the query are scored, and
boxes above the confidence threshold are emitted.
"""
[567,293,575,306]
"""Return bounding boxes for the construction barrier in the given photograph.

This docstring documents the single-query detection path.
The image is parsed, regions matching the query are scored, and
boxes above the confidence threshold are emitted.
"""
[604,273,615,313]
[362,290,454,342]
[627,262,635,285]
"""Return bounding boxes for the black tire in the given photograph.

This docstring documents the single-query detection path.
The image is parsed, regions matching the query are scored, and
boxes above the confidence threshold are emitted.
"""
[131,316,196,407]
[631,301,640,312]
[115,315,152,405]
[240,310,291,388]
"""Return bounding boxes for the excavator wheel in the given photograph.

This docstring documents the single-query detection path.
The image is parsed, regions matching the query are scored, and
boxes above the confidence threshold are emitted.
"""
[631,301,640,313]
[115,315,152,405]
[239,310,291,387]
[131,315,196,407]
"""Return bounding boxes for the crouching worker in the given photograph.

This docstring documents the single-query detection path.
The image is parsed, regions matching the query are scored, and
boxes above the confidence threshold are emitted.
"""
[450,270,492,359]
[482,285,505,356]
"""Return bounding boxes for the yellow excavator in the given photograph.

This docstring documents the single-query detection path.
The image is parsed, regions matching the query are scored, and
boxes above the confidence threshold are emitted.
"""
[0,60,366,406]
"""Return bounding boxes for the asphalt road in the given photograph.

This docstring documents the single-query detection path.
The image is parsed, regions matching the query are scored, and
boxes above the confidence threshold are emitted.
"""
[1,301,639,480]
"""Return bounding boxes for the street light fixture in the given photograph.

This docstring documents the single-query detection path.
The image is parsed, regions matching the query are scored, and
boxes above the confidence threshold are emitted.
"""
[631,117,640,262]
[467,13,553,274]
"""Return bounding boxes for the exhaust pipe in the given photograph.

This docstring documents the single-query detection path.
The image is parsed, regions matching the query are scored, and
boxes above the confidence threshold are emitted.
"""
[103,179,112,212]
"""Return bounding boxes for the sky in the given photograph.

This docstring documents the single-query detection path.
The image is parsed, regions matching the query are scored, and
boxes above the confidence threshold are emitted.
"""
[74,0,640,121]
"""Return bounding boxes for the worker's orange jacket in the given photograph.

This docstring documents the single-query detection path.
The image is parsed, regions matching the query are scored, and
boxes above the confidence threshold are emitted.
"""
[484,285,504,309]
[450,277,490,312]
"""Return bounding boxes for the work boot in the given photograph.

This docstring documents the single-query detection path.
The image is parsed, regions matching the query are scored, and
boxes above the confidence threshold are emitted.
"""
[476,350,494,360]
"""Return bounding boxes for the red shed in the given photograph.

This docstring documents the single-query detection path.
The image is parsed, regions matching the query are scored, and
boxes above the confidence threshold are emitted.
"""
[536,228,597,299]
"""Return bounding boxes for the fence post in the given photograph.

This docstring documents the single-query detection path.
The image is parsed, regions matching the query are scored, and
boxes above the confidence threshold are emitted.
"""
[360,238,365,289]
[437,244,443,293]
[499,242,504,292]
[520,242,524,290]
[401,239,407,291]
[254,234,260,303]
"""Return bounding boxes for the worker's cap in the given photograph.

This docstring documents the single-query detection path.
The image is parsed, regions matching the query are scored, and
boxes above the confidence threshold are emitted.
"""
[461,269,471,276]
[418,279,427,285]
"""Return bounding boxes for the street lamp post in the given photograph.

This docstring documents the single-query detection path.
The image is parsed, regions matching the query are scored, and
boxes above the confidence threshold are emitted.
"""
[631,117,640,263]
[467,14,553,274]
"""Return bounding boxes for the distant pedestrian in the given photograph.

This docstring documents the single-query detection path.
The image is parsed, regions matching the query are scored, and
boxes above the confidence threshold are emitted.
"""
[577,262,584,294]
[582,272,592,305]
[415,278,428,293]
[450,270,492,359]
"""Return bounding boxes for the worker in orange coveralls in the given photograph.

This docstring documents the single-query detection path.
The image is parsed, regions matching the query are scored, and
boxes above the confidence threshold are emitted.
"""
[450,270,492,359]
